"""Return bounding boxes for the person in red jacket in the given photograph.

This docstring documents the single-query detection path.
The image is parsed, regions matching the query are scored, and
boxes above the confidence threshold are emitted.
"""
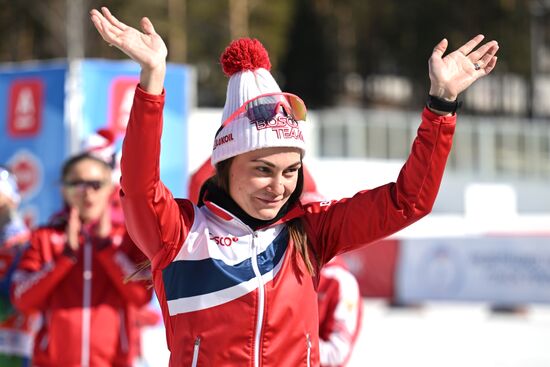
[90,7,498,366]
[318,256,363,367]
[0,165,36,367]
[190,161,362,367]
[10,153,152,367]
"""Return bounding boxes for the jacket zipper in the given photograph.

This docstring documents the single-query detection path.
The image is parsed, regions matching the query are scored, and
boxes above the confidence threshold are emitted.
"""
[119,308,128,353]
[306,333,311,367]
[191,336,201,367]
[251,231,265,367]
[81,240,93,367]
[209,207,266,367]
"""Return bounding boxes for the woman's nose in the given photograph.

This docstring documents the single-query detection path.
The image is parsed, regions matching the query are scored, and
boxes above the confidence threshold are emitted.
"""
[266,177,284,196]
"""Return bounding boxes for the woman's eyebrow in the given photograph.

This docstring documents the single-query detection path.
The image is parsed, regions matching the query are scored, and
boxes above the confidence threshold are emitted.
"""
[251,159,302,169]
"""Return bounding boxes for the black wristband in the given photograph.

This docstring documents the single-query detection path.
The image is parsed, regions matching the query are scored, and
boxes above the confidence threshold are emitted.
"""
[426,95,462,114]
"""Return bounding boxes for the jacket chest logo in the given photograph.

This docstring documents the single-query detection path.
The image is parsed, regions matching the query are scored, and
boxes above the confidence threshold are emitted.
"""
[209,234,240,247]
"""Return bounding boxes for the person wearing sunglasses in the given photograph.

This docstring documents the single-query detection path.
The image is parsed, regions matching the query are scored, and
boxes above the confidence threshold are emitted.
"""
[91,7,498,367]
[0,166,36,367]
[11,153,152,367]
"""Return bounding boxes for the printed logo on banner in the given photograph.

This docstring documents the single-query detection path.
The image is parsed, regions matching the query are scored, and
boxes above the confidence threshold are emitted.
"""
[8,150,43,201]
[7,79,44,137]
[109,77,139,136]
[417,244,464,295]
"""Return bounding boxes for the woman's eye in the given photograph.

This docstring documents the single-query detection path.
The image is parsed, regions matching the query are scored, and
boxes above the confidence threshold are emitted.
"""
[284,168,299,176]
[256,166,270,174]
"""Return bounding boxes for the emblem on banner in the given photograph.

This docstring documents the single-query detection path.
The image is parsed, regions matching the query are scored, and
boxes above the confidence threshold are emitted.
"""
[8,150,43,201]
[7,79,44,137]
[109,77,139,136]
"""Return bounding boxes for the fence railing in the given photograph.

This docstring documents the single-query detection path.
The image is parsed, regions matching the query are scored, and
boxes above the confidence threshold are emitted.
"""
[314,108,550,179]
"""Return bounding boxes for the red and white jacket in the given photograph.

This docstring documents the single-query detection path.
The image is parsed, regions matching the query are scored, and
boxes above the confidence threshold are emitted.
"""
[120,86,456,367]
[10,216,151,367]
[318,257,362,367]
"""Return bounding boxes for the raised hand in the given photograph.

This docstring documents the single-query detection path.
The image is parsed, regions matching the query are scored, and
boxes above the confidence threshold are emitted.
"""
[429,35,499,101]
[90,7,167,94]
[66,206,81,252]
[95,204,112,240]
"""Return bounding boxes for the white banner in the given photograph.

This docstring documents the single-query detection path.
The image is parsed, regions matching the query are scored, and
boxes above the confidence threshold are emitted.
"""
[396,237,550,304]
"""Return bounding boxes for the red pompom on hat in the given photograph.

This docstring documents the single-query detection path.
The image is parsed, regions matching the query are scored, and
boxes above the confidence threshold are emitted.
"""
[220,38,272,77]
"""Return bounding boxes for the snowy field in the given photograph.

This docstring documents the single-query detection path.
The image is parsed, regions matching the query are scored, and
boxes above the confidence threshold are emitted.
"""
[348,300,550,367]
[141,299,550,367]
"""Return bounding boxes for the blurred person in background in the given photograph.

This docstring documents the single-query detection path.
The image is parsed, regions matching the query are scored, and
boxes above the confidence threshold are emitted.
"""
[0,166,35,366]
[301,192,363,367]
[91,6,498,366]
[318,256,362,367]
[80,128,125,225]
[10,153,152,367]
[83,127,162,367]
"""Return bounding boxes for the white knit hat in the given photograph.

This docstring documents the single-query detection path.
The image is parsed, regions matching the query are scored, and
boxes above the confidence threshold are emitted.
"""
[211,38,307,165]
[81,128,116,167]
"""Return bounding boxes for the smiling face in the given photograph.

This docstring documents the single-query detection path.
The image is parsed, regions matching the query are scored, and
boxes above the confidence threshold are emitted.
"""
[228,147,302,220]
[61,157,113,224]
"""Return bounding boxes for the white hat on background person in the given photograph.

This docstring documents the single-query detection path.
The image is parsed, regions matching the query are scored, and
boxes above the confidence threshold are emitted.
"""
[81,128,117,168]
[211,38,308,165]
[0,166,20,206]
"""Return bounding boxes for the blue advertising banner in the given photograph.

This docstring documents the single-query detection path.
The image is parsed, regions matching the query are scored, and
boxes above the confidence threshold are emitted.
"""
[1,59,192,227]
[0,61,68,226]
[396,236,550,305]
[80,59,191,198]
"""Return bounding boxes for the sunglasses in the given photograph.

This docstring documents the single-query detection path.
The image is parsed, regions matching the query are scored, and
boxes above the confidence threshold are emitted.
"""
[63,180,108,191]
[220,92,307,128]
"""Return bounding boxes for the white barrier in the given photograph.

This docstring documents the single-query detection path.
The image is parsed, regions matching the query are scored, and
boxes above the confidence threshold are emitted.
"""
[397,236,550,305]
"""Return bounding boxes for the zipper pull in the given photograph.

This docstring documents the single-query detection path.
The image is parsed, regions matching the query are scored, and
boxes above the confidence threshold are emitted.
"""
[191,336,201,367]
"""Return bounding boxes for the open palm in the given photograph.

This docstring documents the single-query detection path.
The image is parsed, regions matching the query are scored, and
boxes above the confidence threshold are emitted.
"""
[90,7,167,71]
[429,35,499,101]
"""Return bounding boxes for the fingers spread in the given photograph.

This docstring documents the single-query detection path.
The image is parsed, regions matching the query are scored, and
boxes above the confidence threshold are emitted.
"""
[469,41,498,63]
[91,9,123,44]
[484,56,498,75]
[457,34,485,56]
[476,44,499,68]
[140,17,156,35]
[432,38,449,58]
[101,6,128,32]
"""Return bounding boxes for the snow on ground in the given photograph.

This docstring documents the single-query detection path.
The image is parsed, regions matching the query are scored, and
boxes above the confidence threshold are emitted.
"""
[348,300,550,367]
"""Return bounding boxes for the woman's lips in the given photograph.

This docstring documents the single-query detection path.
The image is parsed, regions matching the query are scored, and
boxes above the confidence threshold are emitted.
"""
[256,197,281,206]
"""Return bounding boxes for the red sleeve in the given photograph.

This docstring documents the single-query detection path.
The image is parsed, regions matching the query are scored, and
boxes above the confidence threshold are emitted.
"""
[303,108,456,264]
[10,229,76,313]
[120,86,194,270]
[94,232,152,307]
